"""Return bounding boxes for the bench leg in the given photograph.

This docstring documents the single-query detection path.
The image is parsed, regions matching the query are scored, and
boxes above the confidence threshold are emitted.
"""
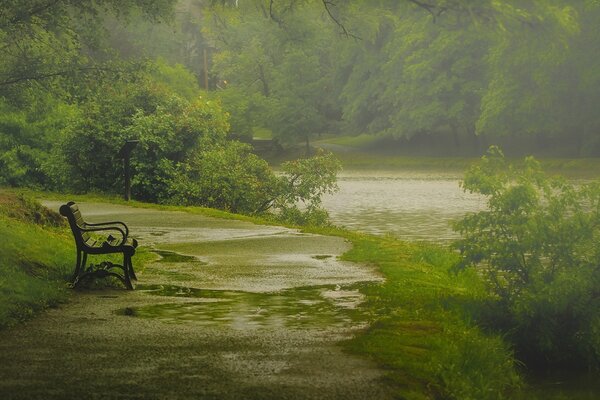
[70,251,86,283]
[128,257,137,281]
[123,254,134,290]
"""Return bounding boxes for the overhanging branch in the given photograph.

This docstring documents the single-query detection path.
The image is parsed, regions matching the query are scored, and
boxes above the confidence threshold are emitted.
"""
[321,0,360,39]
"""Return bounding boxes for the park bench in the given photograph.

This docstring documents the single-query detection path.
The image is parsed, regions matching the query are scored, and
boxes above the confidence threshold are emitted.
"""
[59,201,138,289]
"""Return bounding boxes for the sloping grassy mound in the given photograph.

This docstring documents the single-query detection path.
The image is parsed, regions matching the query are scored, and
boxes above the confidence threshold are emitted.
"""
[0,191,73,328]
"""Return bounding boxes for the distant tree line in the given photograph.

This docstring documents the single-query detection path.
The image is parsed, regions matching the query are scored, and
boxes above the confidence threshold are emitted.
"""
[203,0,600,156]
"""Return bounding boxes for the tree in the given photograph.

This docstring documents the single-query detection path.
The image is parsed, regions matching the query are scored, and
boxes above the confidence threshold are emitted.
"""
[52,78,227,199]
[337,2,488,149]
[454,146,600,367]
[204,0,341,147]
[0,0,177,100]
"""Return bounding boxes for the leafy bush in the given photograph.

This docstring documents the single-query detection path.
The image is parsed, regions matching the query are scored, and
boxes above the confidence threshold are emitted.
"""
[170,148,341,225]
[53,77,341,225]
[168,140,278,213]
[53,80,229,198]
[127,94,230,202]
[267,151,341,225]
[0,96,77,188]
[454,146,600,368]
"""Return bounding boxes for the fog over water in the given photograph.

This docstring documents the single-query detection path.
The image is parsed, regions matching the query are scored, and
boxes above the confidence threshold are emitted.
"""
[322,170,486,242]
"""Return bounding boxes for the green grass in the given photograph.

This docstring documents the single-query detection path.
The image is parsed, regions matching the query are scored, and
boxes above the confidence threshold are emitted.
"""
[299,226,522,399]
[334,152,477,172]
[342,235,521,399]
[0,194,73,328]
[8,187,269,224]
[252,127,273,139]
[315,133,382,148]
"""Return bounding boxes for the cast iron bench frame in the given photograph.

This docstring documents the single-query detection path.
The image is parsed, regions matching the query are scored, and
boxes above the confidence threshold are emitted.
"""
[60,201,138,289]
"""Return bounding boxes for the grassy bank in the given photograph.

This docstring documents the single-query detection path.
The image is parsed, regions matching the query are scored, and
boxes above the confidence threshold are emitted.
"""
[304,227,522,400]
[11,188,266,224]
[331,151,600,178]
[0,192,73,328]
[0,191,160,329]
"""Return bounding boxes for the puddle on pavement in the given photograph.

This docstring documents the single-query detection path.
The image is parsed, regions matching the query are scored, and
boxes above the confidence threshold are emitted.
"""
[121,284,369,329]
[152,249,204,263]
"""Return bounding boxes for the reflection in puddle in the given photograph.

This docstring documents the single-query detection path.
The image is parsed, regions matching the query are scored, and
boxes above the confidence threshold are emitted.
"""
[125,284,368,329]
[152,249,205,263]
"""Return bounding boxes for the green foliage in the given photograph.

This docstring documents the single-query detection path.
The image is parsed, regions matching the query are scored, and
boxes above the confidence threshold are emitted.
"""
[205,0,340,146]
[203,1,600,156]
[0,95,78,188]
[270,151,342,225]
[210,88,269,139]
[454,146,600,368]
[430,320,521,400]
[0,0,177,100]
[127,94,230,202]
[168,140,278,213]
[51,75,341,225]
[151,59,202,101]
[52,78,228,197]
[169,148,341,225]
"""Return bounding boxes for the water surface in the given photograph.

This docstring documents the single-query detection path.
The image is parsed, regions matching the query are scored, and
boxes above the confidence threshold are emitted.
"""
[323,170,485,241]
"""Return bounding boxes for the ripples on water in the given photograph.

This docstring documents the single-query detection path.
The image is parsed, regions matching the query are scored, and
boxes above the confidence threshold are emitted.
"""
[322,171,486,242]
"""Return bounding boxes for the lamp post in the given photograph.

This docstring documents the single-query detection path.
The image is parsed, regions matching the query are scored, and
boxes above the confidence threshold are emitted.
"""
[117,140,139,201]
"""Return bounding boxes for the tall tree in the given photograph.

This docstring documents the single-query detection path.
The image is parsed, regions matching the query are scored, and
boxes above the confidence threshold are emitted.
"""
[204,0,340,147]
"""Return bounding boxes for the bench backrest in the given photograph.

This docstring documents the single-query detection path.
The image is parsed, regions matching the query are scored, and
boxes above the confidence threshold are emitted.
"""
[59,202,92,246]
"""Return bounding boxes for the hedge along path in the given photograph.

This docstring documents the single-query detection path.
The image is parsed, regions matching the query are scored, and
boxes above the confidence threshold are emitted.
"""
[0,201,397,400]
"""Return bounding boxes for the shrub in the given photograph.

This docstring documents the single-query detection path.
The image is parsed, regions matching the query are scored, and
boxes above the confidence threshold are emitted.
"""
[267,151,341,226]
[54,78,341,225]
[168,140,278,213]
[0,96,76,188]
[54,80,229,200]
[170,148,341,225]
[453,146,600,368]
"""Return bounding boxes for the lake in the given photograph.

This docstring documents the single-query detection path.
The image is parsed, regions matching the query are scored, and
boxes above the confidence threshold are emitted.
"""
[322,170,486,241]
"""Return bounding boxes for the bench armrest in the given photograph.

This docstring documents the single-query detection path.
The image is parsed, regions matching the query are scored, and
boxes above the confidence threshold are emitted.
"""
[79,225,128,242]
[84,221,129,237]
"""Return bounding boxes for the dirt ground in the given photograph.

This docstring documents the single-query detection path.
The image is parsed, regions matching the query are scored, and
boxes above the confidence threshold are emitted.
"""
[0,202,397,399]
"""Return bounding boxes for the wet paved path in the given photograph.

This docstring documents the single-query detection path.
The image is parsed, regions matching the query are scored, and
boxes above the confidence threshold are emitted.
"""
[0,202,395,399]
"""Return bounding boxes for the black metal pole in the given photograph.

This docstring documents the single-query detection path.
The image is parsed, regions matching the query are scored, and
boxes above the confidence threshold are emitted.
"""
[118,140,138,202]
[124,154,131,201]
